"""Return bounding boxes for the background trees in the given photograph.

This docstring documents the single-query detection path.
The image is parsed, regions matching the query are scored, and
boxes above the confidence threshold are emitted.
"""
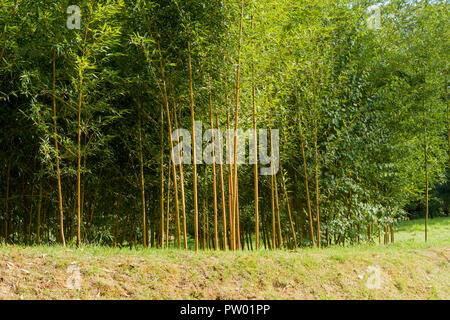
[1,0,448,249]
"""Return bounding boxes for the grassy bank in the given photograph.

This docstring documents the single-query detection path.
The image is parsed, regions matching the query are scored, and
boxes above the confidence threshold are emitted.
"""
[0,217,448,300]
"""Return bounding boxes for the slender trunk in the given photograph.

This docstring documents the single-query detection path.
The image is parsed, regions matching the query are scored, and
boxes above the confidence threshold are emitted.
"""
[313,119,320,248]
[36,180,43,245]
[4,156,11,243]
[390,223,394,243]
[274,172,283,249]
[173,99,188,249]
[261,209,268,249]
[71,193,76,241]
[384,224,389,244]
[425,122,429,242]
[232,0,244,250]
[129,212,134,250]
[299,118,314,246]
[76,65,84,248]
[20,186,26,243]
[27,180,35,244]
[280,167,297,248]
[227,114,234,250]
[158,45,181,248]
[216,115,227,250]
[447,83,450,216]
[311,57,321,248]
[270,162,276,249]
[236,185,241,250]
[52,50,66,247]
[251,16,259,250]
[378,225,381,244]
[81,154,86,242]
[159,98,165,248]
[113,210,118,247]
[137,100,147,248]
[209,79,218,250]
[206,206,210,250]
[43,203,49,243]
[166,160,171,247]
[446,79,450,236]
[202,201,207,250]
[188,42,199,251]
[74,7,94,246]
[326,223,330,247]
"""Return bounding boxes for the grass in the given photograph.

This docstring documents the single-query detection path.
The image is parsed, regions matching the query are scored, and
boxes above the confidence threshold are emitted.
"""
[0,217,448,300]
[395,216,449,246]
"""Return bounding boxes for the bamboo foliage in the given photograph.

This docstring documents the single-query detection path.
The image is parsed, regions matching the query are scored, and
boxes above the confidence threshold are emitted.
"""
[0,0,448,249]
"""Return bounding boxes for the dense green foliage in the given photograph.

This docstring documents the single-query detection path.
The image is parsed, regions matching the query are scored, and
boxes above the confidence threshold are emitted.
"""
[0,0,448,249]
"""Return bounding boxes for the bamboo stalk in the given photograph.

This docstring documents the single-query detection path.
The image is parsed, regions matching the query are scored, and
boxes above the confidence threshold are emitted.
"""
[76,13,91,248]
[424,105,429,242]
[227,114,234,250]
[4,156,11,242]
[172,99,188,249]
[299,114,314,247]
[280,167,297,248]
[251,15,259,250]
[232,0,244,251]
[216,114,227,250]
[274,172,283,249]
[188,42,199,251]
[52,49,65,247]
[159,98,165,248]
[166,160,171,248]
[137,100,147,248]
[209,78,219,250]
[158,41,181,248]
[313,119,320,248]
[270,160,276,249]
[36,180,43,244]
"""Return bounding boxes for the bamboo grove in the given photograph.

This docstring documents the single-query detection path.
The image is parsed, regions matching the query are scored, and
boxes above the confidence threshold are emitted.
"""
[0,0,448,250]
